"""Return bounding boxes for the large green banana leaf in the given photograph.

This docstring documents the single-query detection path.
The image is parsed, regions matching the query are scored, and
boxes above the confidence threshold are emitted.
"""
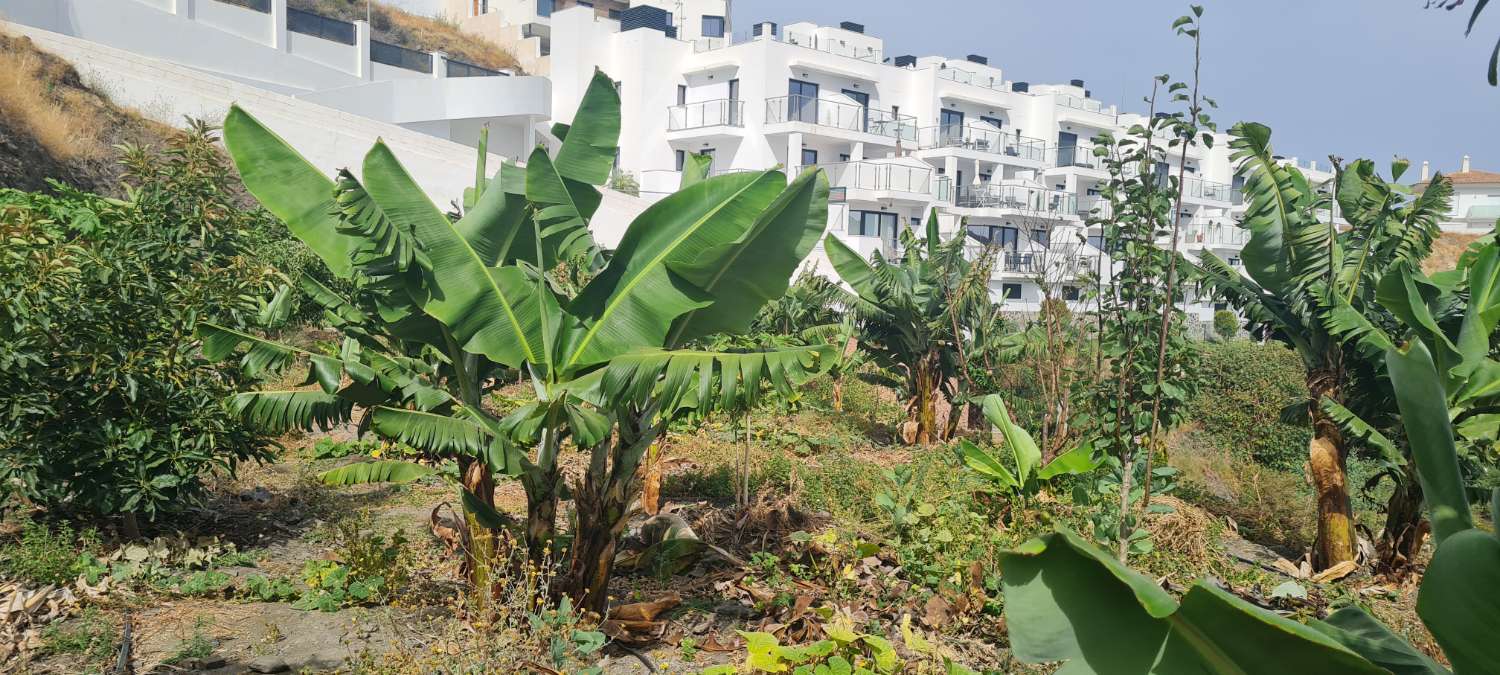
[666,167,829,345]
[999,529,1387,674]
[599,344,833,414]
[360,141,546,369]
[552,70,621,185]
[222,106,359,279]
[562,170,791,370]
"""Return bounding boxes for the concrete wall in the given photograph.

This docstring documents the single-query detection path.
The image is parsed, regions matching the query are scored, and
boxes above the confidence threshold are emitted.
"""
[3,21,646,246]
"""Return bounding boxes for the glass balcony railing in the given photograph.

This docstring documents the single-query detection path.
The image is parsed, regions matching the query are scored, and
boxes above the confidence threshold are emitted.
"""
[782,31,883,63]
[667,99,745,130]
[915,125,1047,161]
[1174,219,1250,247]
[936,67,1011,93]
[1050,145,1107,171]
[1055,93,1114,118]
[1183,176,1234,203]
[962,248,1099,277]
[765,95,917,142]
[819,162,935,196]
[1077,196,1111,218]
[953,185,1078,215]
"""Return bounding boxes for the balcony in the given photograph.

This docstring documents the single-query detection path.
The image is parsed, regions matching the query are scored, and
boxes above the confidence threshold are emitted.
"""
[1077,196,1111,218]
[963,247,1100,278]
[764,95,916,143]
[915,125,1047,162]
[953,185,1078,216]
[667,99,745,131]
[937,67,1012,93]
[1049,144,1107,172]
[1054,94,1118,124]
[1183,176,1235,203]
[783,31,883,63]
[820,161,936,201]
[1174,219,1250,248]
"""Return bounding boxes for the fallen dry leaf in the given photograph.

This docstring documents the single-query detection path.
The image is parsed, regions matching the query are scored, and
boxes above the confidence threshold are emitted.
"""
[1312,560,1358,584]
[609,592,681,622]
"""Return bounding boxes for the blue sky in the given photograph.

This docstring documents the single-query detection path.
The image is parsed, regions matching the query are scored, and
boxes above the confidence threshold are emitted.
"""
[730,0,1500,176]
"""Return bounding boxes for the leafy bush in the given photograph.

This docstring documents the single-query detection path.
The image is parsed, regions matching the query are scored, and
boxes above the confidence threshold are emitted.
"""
[1212,309,1239,340]
[0,123,285,524]
[1187,340,1310,471]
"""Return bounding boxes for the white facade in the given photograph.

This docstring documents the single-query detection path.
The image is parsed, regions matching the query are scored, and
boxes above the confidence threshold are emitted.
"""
[1416,157,1500,233]
[543,10,1311,322]
[0,0,550,159]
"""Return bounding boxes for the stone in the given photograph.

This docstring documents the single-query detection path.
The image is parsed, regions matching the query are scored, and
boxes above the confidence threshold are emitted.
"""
[247,656,289,673]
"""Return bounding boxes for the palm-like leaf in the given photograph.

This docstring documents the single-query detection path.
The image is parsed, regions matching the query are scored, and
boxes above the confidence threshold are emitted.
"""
[600,345,834,414]
[230,390,353,434]
[320,460,435,486]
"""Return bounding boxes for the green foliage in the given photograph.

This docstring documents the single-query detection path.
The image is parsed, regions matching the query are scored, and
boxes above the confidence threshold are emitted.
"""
[825,209,1003,443]
[333,518,412,598]
[1212,309,1239,340]
[306,437,380,460]
[292,559,387,612]
[996,272,1500,673]
[0,520,102,585]
[734,619,900,675]
[1188,340,1311,471]
[40,607,117,665]
[0,122,281,521]
[526,595,606,674]
[957,394,1103,500]
[243,574,300,602]
[216,70,832,610]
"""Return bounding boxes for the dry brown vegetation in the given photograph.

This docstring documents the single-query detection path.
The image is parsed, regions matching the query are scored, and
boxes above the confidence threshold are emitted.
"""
[289,0,521,72]
[0,31,171,194]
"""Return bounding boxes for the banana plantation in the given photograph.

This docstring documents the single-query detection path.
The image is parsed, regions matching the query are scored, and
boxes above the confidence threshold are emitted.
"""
[1,4,1498,675]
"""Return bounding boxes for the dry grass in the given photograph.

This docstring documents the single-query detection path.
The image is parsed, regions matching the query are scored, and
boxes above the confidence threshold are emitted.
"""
[1167,426,1318,554]
[0,38,105,162]
[289,0,521,72]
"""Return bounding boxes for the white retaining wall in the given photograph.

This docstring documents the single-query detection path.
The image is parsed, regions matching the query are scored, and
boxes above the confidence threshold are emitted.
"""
[2,21,646,246]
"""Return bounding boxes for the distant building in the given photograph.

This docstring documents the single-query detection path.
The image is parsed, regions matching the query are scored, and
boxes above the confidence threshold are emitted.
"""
[1416,156,1500,233]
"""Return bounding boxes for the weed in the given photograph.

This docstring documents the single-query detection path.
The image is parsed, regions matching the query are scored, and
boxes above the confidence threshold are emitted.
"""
[163,617,215,666]
[40,606,116,665]
[679,636,699,662]
[0,519,101,585]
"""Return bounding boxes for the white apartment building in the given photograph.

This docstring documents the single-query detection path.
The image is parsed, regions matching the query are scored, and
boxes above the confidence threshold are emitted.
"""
[533,7,1321,321]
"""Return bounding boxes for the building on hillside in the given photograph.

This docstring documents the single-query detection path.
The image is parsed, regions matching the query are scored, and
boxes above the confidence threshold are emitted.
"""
[541,7,1341,322]
[440,0,731,75]
[0,0,551,158]
[1414,156,1500,233]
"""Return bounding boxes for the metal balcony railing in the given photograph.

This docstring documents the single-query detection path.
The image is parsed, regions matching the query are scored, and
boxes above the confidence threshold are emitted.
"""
[953,185,1078,215]
[667,99,745,130]
[819,162,935,196]
[286,7,356,45]
[765,95,916,142]
[915,125,1048,161]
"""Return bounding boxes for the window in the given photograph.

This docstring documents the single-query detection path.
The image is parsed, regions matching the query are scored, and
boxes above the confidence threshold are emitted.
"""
[838,153,851,162]
[537,0,553,17]
[1086,234,1104,251]
[676,85,686,106]
[1001,283,1022,300]
[1031,228,1049,247]
[1227,256,1242,267]
[675,150,686,172]
[1062,286,1080,301]
[1214,302,1228,312]
[801,148,818,166]
[788,79,818,122]
[980,115,1004,129]
[608,9,620,19]
[849,210,896,237]
[702,15,726,38]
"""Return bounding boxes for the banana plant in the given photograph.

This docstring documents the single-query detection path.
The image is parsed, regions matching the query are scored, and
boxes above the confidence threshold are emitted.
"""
[995,331,1500,673]
[825,209,997,444]
[1192,124,1452,570]
[957,394,1101,502]
[205,70,833,613]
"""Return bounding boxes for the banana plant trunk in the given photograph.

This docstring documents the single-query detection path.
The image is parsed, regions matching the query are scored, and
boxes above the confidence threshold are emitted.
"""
[1307,371,1357,570]
[910,354,938,445]
[459,457,500,587]
[564,433,654,615]
[521,467,561,564]
[1375,466,1427,573]
[832,376,844,412]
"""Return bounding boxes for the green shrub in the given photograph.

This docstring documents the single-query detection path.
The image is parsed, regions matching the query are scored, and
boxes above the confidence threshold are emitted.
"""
[0,122,286,523]
[1212,310,1239,340]
[1188,340,1310,471]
